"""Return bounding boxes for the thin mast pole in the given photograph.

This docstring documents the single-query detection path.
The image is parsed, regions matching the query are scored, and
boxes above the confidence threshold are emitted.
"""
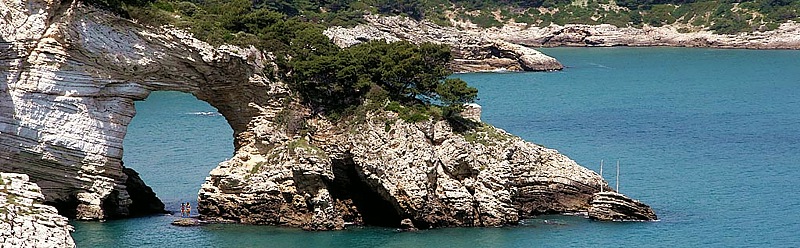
[600,160,604,192]
[616,160,620,192]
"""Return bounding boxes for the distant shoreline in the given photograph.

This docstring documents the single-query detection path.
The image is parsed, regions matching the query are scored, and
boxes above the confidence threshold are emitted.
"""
[477,22,800,50]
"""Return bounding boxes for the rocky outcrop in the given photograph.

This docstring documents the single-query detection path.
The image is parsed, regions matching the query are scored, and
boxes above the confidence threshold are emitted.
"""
[0,173,75,247]
[482,22,800,49]
[197,106,624,230]
[1,0,654,230]
[398,218,417,231]
[588,191,657,221]
[324,15,563,72]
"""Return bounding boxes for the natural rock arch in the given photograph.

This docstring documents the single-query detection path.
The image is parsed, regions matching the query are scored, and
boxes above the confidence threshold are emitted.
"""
[2,0,655,229]
[0,0,285,219]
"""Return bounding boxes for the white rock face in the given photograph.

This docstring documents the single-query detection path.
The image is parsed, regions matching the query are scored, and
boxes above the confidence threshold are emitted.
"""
[0,0,273,219]
[482,22,800,49]
[0,173,75,248]
[589,191,657,221]
[324,15,564,72]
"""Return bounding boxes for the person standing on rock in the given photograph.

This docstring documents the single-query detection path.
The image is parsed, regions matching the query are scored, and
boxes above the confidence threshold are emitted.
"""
[186,202,191,217]
[180,203,186,218]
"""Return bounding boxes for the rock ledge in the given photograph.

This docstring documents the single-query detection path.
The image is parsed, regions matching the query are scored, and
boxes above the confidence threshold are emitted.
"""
[588,191,657,221]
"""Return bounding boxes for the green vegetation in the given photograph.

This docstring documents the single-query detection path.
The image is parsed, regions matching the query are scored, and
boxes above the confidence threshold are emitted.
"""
[459,10,504,28]
[462,124,511,146]
[81,0,478,122]
[287,138,328,158]
[6,194,16,205]
[384,101,445,123]
[85,0,800,38]
[431,0,799,33]
[249,162,264,175]
[290,40,476,116]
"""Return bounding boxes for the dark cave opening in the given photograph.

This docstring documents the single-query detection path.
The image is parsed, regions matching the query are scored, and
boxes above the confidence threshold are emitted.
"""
[327,157,404,228]
[49,193,79,219]
[114,167,167,218]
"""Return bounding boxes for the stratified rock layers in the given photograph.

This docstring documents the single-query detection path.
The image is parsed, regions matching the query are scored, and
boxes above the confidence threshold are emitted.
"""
[0,0,270,219]
[0,173,75,247]
[589,192,657,221]
[324,15,563,72]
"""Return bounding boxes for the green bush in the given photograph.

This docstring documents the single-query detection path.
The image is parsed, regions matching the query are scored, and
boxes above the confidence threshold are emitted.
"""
[290,40,476,117]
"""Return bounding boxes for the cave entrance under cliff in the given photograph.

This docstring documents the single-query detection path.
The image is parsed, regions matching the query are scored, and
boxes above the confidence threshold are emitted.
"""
[122,91,234,213]
[327,158,405,228]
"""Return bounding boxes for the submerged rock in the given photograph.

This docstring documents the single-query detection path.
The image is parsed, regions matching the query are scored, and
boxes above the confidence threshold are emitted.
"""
[0,173,75,247]
[398,218,418,232]
[171,218,204,227]
[588,192,658,221]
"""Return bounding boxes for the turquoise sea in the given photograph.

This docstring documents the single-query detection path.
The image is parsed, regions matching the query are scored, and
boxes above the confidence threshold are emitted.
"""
[72,48,800,247]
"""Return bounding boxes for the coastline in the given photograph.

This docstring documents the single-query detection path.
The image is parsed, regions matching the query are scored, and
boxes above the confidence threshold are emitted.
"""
[326,16,798,75]
[476,22,800,50]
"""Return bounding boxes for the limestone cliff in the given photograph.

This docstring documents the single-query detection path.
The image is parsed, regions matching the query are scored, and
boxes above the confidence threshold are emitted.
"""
[481,22,800,49]
[1,173,75,247]
[324,15,564,72]
[0,0,271,219]
[1,0,654,230]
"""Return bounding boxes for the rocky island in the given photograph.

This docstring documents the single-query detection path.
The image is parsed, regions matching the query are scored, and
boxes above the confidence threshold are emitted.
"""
[1,1,658,246]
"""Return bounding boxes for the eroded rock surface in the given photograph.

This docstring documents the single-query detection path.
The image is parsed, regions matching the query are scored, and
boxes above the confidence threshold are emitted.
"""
[198,107,616,230]
[324,15,563,72]
[0,173,75,247]
[589,191,657,221]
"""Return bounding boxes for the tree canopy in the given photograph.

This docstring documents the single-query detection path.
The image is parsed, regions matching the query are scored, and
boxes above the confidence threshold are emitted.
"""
[83,0,478,119]
[290,40,477,114]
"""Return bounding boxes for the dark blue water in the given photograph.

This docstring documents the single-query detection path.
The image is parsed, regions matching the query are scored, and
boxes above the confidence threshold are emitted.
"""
[72,48,800,247]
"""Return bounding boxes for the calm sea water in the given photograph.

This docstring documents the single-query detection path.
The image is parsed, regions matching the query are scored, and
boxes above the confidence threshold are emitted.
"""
[72,48,800,247]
